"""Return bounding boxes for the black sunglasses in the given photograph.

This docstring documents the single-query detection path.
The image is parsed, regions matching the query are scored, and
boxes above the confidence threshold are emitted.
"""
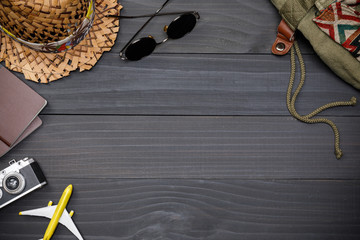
[107,0,200,61]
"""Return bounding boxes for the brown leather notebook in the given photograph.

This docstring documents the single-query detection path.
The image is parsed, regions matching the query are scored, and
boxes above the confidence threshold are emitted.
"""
[0,67,47,157]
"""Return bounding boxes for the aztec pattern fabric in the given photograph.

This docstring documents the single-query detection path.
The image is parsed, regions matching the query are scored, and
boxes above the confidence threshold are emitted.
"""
[313,0,360,61]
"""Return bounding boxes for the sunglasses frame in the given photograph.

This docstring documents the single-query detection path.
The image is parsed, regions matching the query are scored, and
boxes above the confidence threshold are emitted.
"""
[107,0,200,60]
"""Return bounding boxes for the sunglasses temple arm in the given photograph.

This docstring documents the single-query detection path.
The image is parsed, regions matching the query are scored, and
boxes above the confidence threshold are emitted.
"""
[119,0,171,53]
[107,11,198,19]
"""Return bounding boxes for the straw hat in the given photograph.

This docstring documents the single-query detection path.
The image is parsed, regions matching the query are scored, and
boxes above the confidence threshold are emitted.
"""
[0,0,122,83]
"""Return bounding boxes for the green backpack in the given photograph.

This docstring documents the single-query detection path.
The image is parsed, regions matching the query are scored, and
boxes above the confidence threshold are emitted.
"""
[271,0,359,159]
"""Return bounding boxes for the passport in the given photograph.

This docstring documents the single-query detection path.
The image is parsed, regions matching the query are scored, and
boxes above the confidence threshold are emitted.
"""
[0,67,47,157]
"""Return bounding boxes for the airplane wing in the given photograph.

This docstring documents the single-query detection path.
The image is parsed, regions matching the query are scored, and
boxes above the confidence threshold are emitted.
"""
[20,206,83,240]
[19,205,56,219]
[59,209,84,240]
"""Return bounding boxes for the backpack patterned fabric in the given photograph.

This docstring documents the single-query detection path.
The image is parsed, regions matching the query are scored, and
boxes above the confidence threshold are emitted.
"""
[313,0,360,61]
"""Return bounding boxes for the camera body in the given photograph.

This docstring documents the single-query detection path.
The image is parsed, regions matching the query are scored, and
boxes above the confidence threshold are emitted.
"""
[0,157,47,209]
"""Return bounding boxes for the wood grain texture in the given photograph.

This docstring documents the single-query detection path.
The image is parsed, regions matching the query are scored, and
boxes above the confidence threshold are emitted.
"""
[0,179,359,240]
[115,0,313,54]
[0,0,359,239]
[20,54,360,116]
[2,115,360,179]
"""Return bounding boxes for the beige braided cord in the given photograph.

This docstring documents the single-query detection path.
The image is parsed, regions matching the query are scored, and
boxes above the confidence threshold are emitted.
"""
[287,41,357,159]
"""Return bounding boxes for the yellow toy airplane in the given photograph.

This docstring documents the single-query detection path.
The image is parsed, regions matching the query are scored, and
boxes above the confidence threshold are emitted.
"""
[19,185,83,240]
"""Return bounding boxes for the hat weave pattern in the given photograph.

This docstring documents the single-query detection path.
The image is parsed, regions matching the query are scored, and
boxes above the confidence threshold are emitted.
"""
[0,0,95,53]
[0,0,122,83]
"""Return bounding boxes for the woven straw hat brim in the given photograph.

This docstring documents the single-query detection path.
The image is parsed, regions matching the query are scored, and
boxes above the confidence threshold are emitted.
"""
[0,0,122,83]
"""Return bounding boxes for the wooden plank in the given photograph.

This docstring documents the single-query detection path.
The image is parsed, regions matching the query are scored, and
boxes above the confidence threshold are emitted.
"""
[20,54,360,116]
[1,179,359,240]
[115,0,313,54]
[0,0,312,62]
[2,115,360,179]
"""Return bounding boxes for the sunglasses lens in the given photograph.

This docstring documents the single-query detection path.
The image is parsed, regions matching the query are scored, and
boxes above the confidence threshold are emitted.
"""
[125,37,157,61]
[166,13,197,39]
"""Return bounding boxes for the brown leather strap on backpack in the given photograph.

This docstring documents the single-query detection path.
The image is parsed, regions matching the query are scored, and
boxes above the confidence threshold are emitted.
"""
[272,19,295,55]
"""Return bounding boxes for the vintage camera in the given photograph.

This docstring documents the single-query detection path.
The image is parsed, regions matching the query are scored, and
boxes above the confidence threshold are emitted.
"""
[0,157,47,209]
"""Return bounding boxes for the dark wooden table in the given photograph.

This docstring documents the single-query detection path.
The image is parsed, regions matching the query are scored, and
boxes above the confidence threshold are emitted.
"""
[1,0,360,239]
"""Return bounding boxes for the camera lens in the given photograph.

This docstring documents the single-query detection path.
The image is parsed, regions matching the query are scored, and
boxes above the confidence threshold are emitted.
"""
[3,172,25,195]
[6,176,20,190]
